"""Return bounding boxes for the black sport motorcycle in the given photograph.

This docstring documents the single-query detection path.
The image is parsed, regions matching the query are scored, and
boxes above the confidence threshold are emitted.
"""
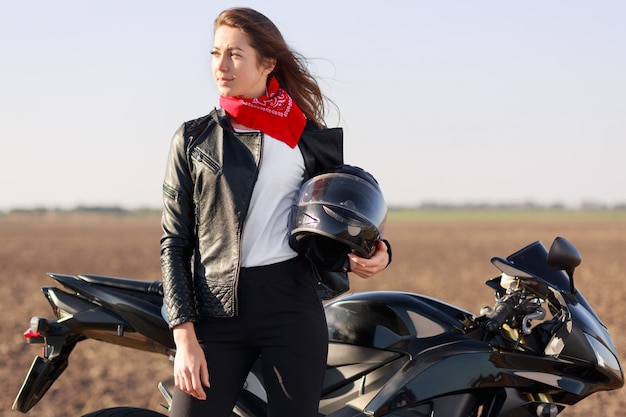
[13,237,623,416]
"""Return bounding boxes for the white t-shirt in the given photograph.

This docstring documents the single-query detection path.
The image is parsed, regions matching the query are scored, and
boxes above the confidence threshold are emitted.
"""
[240,133,305,267]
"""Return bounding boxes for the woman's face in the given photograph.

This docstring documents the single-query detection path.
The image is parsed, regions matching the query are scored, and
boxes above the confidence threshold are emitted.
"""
[211,25,275,99]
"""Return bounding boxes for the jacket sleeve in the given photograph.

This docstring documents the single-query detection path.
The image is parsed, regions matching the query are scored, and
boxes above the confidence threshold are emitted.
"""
[160,124,197,328]
[382,239,393,266]
[298,125,344,179]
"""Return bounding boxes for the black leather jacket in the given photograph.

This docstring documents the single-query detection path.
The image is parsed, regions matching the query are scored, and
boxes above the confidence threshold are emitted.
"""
[160,109,343,327]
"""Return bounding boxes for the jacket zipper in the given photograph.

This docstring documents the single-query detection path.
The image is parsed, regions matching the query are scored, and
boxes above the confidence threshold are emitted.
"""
[233,133,264,316]
[190,147,222,175]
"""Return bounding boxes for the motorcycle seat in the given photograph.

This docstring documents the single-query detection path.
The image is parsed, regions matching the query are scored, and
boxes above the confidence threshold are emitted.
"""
[77,274,164,296]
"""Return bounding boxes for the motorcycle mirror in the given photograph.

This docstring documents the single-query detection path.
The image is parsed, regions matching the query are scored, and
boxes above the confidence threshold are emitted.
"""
[547,236,581,295]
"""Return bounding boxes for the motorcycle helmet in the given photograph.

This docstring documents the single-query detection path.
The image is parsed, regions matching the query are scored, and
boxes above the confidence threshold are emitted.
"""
[288,165,387,271]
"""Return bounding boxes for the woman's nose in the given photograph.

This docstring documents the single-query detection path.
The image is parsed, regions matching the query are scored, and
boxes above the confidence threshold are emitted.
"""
[215,55,229,72]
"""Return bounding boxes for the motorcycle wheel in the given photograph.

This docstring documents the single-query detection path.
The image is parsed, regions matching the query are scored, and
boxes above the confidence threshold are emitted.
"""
[81,407,166,417]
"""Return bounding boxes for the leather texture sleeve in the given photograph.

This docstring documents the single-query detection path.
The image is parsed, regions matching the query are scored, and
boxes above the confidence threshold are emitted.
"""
[160,123,198,328]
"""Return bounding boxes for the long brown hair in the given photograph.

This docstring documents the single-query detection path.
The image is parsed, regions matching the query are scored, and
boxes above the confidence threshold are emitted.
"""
[214,7,327,127]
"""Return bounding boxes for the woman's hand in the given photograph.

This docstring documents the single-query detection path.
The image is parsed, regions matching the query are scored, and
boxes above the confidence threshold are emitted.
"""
[173,322,210,400]
[349,240,389,279]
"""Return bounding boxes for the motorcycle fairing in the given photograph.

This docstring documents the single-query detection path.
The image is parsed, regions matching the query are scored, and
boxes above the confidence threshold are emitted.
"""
[491,242,623,384]
[363,341,604,415]
[491,240,600,325]
[320,345,409,415]
[324,343,404,394]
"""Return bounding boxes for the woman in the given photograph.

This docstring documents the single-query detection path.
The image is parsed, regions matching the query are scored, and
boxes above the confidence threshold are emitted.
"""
[160,7,390,417]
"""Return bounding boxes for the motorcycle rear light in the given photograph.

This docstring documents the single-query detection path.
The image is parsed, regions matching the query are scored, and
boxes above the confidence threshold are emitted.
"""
[23,328,41,338]
[23,328,45,345]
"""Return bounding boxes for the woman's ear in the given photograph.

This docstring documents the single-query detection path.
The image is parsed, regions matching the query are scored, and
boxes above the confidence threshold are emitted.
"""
[263,58,277,75]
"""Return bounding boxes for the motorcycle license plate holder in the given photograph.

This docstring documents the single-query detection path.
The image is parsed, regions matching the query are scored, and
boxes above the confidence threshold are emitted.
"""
[12,354,69,413]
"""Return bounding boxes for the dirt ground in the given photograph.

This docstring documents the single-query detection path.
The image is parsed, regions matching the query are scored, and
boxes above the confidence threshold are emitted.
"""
[1,213,624,416]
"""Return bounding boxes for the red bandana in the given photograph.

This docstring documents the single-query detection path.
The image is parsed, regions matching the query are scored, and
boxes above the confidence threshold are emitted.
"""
[219,77,306,148]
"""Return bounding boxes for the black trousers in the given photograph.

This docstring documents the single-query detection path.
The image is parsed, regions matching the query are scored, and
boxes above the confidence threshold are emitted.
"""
[170,256,328,417]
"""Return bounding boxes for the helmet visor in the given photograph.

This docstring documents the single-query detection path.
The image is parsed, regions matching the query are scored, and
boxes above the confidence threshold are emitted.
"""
[295,173,387,229]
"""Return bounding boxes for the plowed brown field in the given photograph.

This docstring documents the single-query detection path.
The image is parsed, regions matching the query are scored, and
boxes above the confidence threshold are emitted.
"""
[1,213,624,416]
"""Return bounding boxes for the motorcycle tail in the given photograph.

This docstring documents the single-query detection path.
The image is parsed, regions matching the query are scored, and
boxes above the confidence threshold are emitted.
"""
[13,338,79,412]
[13,273,172,413]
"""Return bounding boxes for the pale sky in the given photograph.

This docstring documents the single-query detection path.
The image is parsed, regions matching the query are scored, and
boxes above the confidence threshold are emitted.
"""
[1,1,625,210]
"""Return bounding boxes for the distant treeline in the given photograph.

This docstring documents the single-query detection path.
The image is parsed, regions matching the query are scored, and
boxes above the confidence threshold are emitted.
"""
[405,201,626,211]
[2,206,161,216]
[3,202,626,216]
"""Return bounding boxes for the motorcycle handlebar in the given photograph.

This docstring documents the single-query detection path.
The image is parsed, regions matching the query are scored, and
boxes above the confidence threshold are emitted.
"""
[486,296,517,333]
